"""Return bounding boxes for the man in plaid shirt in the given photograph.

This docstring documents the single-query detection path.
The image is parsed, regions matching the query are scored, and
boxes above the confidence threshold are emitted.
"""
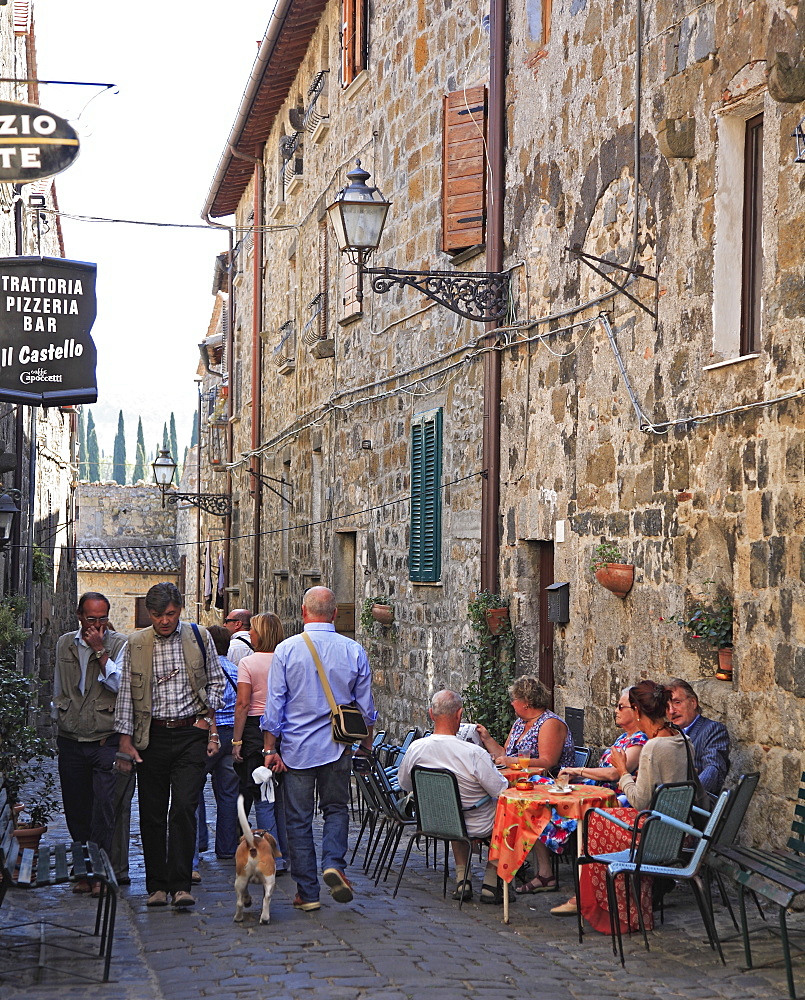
[115,582,224,908]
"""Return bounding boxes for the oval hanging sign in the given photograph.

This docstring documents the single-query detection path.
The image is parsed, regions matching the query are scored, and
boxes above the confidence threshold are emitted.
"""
[0,100,79,183]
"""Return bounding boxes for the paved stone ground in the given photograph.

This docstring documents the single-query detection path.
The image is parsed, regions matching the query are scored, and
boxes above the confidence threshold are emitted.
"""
[1,773,801,1000]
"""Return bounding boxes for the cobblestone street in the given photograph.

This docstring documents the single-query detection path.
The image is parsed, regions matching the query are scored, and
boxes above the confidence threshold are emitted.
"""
[0,777,798,1000]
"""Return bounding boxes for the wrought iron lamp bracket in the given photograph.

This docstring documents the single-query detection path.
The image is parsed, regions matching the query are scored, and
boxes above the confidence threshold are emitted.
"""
[362,265,510,323]
[163,492,232,517]
[793,118,805,163]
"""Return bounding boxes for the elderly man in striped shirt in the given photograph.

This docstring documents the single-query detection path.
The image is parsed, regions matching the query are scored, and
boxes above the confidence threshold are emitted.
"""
[115,582,224,909]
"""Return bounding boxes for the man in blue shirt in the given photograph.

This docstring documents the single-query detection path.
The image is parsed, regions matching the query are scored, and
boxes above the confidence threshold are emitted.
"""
[666,677,730,795]
[261,587,377,911]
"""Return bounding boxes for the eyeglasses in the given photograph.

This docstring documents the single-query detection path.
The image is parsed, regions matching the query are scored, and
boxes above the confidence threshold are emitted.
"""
[81,616,108,623]
[615,703,631,712]
[224,618,241,624]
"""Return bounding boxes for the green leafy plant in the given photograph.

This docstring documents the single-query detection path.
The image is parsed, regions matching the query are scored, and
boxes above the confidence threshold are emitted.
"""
[0,595,56,806]
[590,540,625,573]
[462,592,515,743]
[32,544,51,585]
[359,595,395,639]
[17,772,59,829]
[672,581,733,650]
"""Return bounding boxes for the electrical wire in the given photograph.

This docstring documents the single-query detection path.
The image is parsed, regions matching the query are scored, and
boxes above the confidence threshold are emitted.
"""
[14,469,484,555]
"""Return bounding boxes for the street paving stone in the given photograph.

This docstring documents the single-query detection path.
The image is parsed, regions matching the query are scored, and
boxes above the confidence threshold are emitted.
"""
[1,774,802,999]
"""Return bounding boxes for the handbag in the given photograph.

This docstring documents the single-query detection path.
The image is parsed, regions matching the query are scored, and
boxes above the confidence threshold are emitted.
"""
[303,632,369,744]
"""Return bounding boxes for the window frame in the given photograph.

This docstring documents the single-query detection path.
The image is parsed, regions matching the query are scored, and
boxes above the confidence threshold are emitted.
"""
[740,112,764,356]
[342,0,368,88]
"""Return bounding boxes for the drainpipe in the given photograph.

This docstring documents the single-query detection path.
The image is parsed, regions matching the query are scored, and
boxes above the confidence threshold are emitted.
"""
[481,0,506,596]
[229,145,264,608]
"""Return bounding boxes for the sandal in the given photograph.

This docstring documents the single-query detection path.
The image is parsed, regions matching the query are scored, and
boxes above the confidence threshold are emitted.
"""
[452,879,473,901]
[515,873,558,894]
[479,879,516,905]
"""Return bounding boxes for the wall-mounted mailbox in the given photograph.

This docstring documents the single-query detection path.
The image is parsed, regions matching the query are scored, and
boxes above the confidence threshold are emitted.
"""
[546,582,570,623]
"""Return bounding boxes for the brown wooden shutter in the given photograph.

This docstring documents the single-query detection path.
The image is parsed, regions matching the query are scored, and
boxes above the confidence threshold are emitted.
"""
[442,86,487,253]
[341,260,361,321]
[342,0,366,86]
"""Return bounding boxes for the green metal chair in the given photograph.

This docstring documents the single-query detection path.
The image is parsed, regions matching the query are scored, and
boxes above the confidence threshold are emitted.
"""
[392,765,482,908]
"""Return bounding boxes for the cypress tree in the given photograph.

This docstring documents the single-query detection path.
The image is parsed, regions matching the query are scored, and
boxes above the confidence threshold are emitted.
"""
[162,422,169,452]
[77,408,86,479]
[169,412,178,469]
[132,416,147,483]
[86,411,100,482]
[112,410,126,484]
[189,410,198,449]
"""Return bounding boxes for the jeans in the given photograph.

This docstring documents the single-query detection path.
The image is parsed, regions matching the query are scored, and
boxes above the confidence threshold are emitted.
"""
[283,750,351,902]
[57,734,119,855]
[193,725,241,868]
[137,725,207,895]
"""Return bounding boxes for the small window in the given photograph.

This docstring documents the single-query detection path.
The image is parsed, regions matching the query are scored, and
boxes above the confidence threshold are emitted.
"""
[339,260,362,322]
[342,0,367,87]
[740,113,763,356]
[409,408,442,583]
[442,87,487,253]
[135,597,151,629]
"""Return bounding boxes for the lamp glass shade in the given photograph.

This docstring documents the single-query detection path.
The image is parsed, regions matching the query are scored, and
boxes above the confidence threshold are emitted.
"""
[0,492,19,543]
[326,160,390,252]
[152,448,177,487]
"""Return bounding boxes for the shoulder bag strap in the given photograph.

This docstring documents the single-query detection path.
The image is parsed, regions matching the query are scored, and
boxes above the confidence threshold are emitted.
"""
[190,623,207,671]
[303,631,338,713]
[235,635,254,650]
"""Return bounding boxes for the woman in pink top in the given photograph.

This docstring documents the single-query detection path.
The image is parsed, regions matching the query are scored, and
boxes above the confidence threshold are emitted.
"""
[231,612,286,865]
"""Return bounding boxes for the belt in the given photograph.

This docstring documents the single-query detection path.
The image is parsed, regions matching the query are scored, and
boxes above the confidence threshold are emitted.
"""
[151,715,197,729]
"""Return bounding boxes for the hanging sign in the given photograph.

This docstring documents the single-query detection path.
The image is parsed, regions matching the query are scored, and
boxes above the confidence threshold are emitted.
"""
[0,100,80,183]
[0,256,97,406]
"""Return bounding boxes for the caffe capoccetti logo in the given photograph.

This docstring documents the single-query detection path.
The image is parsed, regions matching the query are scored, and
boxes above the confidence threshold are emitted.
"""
[0,101,80,182]
[0,257,97,406]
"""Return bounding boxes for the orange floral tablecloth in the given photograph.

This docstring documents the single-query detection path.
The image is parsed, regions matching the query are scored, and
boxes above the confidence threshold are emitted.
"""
[489,785,617,884]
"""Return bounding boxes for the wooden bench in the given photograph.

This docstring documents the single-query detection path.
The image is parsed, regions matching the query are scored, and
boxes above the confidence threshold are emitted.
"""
[710,771,805,999]
[0,775,118,983]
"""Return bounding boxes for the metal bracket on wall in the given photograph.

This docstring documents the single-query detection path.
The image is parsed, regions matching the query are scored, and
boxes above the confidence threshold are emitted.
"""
[567,243,657,321]
[363,266,510,323]
[248,468,292,504]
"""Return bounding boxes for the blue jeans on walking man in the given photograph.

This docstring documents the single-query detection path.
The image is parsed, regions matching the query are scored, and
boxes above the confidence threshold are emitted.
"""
[282,751,351,903]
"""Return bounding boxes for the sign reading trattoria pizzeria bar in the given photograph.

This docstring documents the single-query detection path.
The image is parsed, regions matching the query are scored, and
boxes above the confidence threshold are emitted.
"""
[0,257,97,406]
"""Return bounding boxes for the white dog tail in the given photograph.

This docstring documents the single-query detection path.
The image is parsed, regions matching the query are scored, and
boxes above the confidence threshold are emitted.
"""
[237,794,255,848]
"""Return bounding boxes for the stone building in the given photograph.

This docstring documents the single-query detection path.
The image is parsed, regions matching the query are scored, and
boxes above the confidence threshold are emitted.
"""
[0,2,78,701]
[197,0,805,845]
[75,483,181,631]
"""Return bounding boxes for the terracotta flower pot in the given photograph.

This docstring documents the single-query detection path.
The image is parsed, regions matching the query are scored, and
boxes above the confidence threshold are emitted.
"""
[594,563,634,598]
[716,647,733,681]
[484,607,510,635]
[371,604,394,626]
[12,824,47,851]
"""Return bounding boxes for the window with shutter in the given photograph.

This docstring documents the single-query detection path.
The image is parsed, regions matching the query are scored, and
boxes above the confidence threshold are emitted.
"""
[442,87,487,253]
[342,0,367,87]
[409,408,442,583]
[339,260,362,322]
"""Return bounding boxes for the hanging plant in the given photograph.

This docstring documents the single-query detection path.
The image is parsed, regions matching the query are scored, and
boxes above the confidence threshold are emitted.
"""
[32,544,51,585]
[590,540,634,598]
[359,596,396,638]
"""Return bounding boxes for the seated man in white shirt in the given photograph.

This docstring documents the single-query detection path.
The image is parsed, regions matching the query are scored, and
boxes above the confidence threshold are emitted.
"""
[397,689,507,903]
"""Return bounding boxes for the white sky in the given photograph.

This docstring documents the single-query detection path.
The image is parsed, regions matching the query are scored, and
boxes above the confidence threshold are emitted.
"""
[31,0,270,470]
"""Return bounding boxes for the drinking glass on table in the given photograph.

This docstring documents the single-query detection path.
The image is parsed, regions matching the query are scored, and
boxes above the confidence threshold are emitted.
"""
[554,772,569,791]
[518,753,530,770]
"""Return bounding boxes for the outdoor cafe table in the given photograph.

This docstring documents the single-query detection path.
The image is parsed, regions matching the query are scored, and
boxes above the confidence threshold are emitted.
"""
[489,782,617,923]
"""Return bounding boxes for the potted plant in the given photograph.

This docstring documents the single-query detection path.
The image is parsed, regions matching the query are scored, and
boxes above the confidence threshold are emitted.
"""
[673,582,734,680]
[590,540,634,598]
[463,592,515,741]
[360,596,395,636]
[467,590,511,636]
[12,772,59,850]
[0,594,58,836]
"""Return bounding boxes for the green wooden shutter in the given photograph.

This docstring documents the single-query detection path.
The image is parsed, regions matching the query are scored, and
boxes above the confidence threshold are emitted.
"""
[409,408,442,582]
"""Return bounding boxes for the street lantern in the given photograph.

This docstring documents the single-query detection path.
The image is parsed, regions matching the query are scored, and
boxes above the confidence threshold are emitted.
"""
[152,448,177,489]
[152,447,232,517]
[326,160,390,260]
[327,160,509,322]
[0,491,20,549]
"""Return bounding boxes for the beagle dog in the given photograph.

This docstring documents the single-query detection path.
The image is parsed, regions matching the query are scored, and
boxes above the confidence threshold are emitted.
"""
[234,794,281,924]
